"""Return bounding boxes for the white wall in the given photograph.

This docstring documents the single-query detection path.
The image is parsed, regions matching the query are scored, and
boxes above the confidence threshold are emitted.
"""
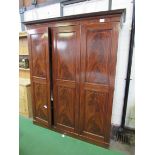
[24,3,60,22]
[111,0,134,127]
[125,46,135,128]
[63,0,109,15]
[19,12,22,32]
[23,0,135,128]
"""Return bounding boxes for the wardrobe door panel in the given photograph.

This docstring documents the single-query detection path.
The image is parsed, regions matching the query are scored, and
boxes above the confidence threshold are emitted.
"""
[31,33,47,78]
[57,85,75,128]
[52,26,80,133]
[80,22,119,144]
[28,27,51,127]
[85,29,110,84]
[83,90,108,136]
[56,31,76,81]
[33,82,48,123]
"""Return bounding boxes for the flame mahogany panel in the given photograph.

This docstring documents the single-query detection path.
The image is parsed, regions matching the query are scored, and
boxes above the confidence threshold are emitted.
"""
[33,82,48,121]
[79,22,119,144]
[85,29,110,84]
[31,33,47,78]
[52,25,80,133]
[28,27,51,127]
[57,86,75,128]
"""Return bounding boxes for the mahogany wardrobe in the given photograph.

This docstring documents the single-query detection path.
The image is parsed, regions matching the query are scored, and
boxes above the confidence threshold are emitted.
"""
[24,9,125,147]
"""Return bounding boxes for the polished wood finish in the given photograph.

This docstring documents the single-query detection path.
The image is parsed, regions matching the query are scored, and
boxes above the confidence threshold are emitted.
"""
[28,27,51,127]
[79,22,119,144]
[52,25,80,134]
[25,9,125,147]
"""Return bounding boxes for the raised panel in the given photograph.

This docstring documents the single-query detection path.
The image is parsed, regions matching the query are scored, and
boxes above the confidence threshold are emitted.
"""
[33,82,48,122]
[31,33,47,78]
[57,86,75,128]
[83,90,108,137]
[86,29,111,84]
[56,32,76,81]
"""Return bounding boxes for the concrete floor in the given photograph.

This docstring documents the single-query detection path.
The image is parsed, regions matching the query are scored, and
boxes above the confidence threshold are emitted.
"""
[110,140,135,155]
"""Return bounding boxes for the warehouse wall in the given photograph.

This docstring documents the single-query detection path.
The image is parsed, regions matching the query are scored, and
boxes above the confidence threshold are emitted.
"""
[125,47,135,128]
[63,0,109,15]
[21,0,135,128]
[111,0,134,128]
[24,3,60,21]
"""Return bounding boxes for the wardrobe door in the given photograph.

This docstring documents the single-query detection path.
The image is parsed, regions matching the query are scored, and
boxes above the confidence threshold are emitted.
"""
[79,22,119,145]
[52,26,80,134]
[28,27,52,127]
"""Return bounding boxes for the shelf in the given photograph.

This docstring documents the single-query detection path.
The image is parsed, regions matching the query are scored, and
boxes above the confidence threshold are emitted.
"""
[19,31,27,38]
[19,78,30,86]
[19,68,30,71]
[19,54,29,56]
